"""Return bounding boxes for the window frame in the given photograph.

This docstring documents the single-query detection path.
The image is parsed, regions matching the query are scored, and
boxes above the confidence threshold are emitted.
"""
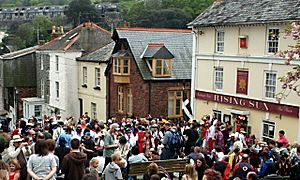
[83,67,87,85]
[152,58,172,77]
[117,86,124,113]
[91,102,97,120]
[168,91,183,118]
[216,30,225,53]
[95,67,101,87]
[267,28,280,54]
[262,120,276,140]
[127,88,133,115]
[113,57,130,75]
[55,55,59,71]
[264,71,277,99]
[34,105,42,118]
[214,66,224,91]
[55,81,59,99]
[41,79,44,99]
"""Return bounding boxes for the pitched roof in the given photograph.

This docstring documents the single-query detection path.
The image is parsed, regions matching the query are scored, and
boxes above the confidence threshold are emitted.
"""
[188,0,300,27]
[38,22,112,54]
[141,44,174,59]
[0,46,38,60]
[113,27,192,80]
[77,42,115,63]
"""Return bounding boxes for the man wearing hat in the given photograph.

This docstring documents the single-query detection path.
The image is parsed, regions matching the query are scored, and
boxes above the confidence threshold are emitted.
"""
[103,123,119,167]
[7,135,32,180]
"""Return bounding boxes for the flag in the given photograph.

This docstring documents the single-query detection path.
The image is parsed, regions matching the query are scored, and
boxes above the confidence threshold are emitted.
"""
[182,99,193,121]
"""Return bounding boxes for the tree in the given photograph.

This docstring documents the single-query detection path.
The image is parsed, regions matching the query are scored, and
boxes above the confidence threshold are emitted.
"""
[33,15,53,42]
[65,0,98,27]
[276,22,300,100]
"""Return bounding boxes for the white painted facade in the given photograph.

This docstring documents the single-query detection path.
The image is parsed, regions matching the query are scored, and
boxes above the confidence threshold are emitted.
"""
[47,51,82,119]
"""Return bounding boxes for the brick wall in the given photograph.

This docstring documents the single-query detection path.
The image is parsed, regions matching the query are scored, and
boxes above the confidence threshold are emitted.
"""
[108,57,191,120]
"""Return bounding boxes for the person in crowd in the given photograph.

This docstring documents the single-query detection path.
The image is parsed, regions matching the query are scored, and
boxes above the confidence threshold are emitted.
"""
[214,127,224,149]
[27,140,57,180]
[9,159,20,180]
[81,132,95,166]
[233,154,254,180]
[290,145,300,179]
[160,121,177,160]
[183,121,198,155]
[203,169,223,180]
[187,146,203,162]
[182,164,197,180]
[277,130,289,148]
[54,136,70,173]
[277,149,291,177]
[88,157,100,179]
[0,169,9,180]
[213,155,231,180]
[102,151,123,180]
[117,136,130,159]
[7,135,31,180]
[143,162,159,180]
[128,145,148,163]
[61,138,87,180]
[229,148,242,171]
[195,156,209,180]
[258,151,277,178]
[103,123,119,167]
[246,172,258,180]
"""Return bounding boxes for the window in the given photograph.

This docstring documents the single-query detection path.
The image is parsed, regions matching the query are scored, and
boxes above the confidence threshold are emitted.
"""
[91,102,97,120]
[168,91,183,117]
[214,67,223,91]
[55,81,59,98]
[55,55,59,71]
[127,88,133,115]
[113,58,130,75]
[216,30,224,53]
[267,28,279,53]
[265,71,277,98]
[34,105,42,117]
[83,67,87,85]
[41,79,44,98]
[154,59,172,77]
[117,86,124,113]
[263,120,275,141]
[95,68,100,87]
[213,110,222,121]
[40,56,44,70]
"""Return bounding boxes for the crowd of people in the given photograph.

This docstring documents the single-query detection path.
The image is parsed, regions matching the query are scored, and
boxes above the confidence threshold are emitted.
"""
[0,113,299,180]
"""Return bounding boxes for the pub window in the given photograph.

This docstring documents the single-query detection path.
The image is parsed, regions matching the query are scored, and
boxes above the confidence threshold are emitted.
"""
[267,28,279,53]
[214,66,223,91]
[262,120,275,141]
[265,71,277,99]
[113,58,130,75]
[168,91,183,117]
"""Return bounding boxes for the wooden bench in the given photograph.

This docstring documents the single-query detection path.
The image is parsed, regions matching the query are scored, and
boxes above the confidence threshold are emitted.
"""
[127,158,189,177]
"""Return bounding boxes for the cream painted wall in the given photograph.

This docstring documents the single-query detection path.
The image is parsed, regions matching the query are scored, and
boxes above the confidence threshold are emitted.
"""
[78,61,107,121]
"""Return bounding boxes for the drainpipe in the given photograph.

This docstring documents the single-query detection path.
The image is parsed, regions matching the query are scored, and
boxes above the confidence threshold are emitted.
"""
[191,28,198,118]
[148,80,152,115]
[107,72,111,121]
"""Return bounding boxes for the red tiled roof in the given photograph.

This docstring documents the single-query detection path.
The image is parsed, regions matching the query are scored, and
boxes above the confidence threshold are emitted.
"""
[148,43,164,47]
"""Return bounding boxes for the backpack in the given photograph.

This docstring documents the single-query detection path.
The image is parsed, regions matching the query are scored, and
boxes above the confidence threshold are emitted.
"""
[168,130,182,150]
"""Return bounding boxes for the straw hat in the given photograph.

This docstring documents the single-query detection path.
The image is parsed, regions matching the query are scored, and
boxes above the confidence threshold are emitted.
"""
[11,135,23,143]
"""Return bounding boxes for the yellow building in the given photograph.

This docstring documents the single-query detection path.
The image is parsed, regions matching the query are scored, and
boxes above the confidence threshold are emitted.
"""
[189,0,300,142]
[77,42,115,121]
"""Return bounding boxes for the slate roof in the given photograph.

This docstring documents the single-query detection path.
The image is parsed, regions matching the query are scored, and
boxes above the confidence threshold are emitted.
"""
[141,44,174,59]
[113,28,192,80]
[77,42,115,63]
[0,46,39,60]
[188,0,300,27]
[38,22,112,54]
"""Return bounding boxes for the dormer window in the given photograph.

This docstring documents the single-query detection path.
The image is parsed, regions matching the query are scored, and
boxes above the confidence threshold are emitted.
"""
[112,51,131,75]
[141,44,174,78]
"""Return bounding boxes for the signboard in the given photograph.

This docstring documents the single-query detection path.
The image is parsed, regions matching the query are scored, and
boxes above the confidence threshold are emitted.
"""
[195,90,299,118]
[236,70,248,95]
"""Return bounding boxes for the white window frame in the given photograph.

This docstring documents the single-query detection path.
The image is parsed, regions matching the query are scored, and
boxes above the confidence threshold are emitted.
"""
[91,102,97,120]
[41,79,44,99]
[34,105,42,118]
[214,66,224,91]
[262,120,276,140]
[95,67,100,87]
[55,55,59,71]
[83,67,87,85]
[216,30,224,53]
[55,81,59,99]
[264,71,277,99]
[40,55,44,70]
[267,28,280,54]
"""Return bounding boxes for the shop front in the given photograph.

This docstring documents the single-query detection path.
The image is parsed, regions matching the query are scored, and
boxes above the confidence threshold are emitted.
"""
[195,90,300,142]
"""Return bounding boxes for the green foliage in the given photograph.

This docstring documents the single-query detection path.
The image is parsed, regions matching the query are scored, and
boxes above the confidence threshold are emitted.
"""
[33,15,53,41]
[0,0,71,6]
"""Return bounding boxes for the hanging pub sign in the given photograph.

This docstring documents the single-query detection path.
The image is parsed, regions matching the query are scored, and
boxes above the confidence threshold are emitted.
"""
[195,90,299,118]
[236,69,249,95]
